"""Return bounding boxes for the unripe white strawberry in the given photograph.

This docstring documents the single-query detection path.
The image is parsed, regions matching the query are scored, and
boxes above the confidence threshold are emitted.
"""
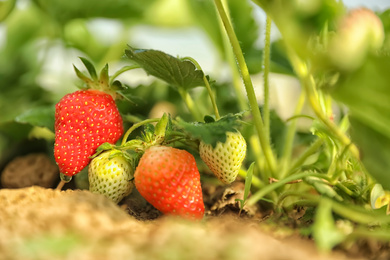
[329,8,384,71]
[88,150,134,203]
[199,131,247,184]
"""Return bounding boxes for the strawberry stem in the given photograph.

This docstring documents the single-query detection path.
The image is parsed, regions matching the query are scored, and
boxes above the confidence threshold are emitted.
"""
[56,180,67,190]
[262,15,272,144]
[247,171,330,206]
[109,65,140,85]
[182,57,221,120]
[121,118,160,146]
[56,173,72,190]
[214,0,277,174]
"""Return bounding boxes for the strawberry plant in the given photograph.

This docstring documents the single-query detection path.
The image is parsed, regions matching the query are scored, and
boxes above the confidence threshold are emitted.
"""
[2,0,390,258]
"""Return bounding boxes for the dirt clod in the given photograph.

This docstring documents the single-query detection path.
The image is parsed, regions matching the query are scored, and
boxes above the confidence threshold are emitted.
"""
[1,153,58,188]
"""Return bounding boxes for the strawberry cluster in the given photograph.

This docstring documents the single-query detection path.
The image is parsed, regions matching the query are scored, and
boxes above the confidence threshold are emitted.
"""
[54,59,246,220]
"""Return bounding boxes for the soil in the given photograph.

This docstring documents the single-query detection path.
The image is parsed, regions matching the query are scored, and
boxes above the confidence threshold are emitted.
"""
[0,153,386,260]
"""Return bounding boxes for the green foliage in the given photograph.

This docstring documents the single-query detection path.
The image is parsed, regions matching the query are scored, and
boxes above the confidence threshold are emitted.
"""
[0,0,15,21]
[32,0,155,23]
[312,198,346,251]
[332,56,390,140]
[15,106,55,133]
[187,0,224,56]
[125,46,206,90]
[331,56,390,188]
[177,114,241,147]
[236,162,255,214]
[349,118,390,190]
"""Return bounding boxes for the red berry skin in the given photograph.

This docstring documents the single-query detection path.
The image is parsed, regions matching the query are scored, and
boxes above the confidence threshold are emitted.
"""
[134,146,205,220]
[54,90,124,176]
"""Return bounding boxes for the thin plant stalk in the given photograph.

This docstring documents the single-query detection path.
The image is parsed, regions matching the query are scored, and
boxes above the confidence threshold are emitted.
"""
[247,171,328,206]
[289,138,324,172]
[56,180,67,190]
[214,0,277,174]
[109,65,140,85]
[178,88,203,122]
[279,90,306,179]
[182,57,220,120]
[263,15,272,141]
[276,191,390,225]
[121,118,160,146]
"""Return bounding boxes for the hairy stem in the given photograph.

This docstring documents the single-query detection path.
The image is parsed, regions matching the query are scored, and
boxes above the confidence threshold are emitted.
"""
[214,0,277,174]
[263,15,272,141]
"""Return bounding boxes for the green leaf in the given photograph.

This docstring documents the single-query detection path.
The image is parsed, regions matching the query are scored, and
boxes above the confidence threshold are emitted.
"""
[79,57,97,80]
[94,142,114,155]
[15,106,55,132]
[99,63,109,85]
[116,88,144,105]
[312,198,346,251]
[73,65,93,86]
[177,114,241,147]
[332,55,390,140]
[237,162,254,214]
[243,162,254,203]
[154,113,169,144]
[125,46,205,90]
[203,115,215,123]
[350,117,390,190]
[331,55,390,189]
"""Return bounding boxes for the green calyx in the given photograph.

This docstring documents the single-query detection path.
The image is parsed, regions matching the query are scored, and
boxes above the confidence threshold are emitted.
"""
[73,57,138,100]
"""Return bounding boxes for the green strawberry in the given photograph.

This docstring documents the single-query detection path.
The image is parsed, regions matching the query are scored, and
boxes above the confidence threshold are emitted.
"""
[88,150,134,203]
[199,131,246,184]
[134,146,204,220]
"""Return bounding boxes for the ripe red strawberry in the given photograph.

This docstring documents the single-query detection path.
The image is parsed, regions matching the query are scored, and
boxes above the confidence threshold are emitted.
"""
[54,89,123,176]
[134,146,204,220]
